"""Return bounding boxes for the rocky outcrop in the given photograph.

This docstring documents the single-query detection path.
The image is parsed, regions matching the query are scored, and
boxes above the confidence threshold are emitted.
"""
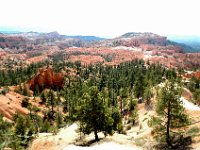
[27,67,64,92]
[0,34,29,49]
[56,38,84,49]
[69,55,105,65]
[184,71,200,79]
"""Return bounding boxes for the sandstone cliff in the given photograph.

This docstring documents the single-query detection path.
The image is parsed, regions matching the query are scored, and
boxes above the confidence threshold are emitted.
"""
[27,67,64,92]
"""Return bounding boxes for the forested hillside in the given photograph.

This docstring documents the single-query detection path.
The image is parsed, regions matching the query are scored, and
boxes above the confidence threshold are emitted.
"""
[0,32,200,150]
[0,57,199,149]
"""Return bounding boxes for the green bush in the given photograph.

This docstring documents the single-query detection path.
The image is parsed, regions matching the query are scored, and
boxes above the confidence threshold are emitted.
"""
[40,120,51,133]
[21,98,30,108]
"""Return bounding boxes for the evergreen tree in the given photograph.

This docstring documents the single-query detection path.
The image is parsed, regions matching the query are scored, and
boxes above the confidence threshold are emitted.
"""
[77,86,114,141]
[46,90,57,120]
[144,85,153,107]
[55,112,64,128]
[111,107,123,133]
[40,91,47,103]
[149,81,189,148]
[0,115,12,149]
[134,75,145,98]
[128,99,139,125]
[12,113,36,148]
[193,89,200,105]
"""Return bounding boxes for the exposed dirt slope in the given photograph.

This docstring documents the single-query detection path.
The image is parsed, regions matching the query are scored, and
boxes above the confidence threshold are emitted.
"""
[0,89,46,121]
[29,98,200,150]
[0,91,29,121]
[29,103,152,150]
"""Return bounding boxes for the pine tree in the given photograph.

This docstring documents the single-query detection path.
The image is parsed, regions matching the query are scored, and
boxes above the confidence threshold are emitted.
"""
[13,114,36,148]
[193,89,200,105]
[128,99,139,125]
[77,86,114,141]
[111,107,123,133]
[149,81,190,148]
[134,75,145,98]
[40,91,47,103]
[0,115,12,149]
[144,85,153,107]
[46,89,57,120]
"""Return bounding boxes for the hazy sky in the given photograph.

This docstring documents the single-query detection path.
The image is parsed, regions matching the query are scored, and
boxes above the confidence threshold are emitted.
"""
[0,0,199,37]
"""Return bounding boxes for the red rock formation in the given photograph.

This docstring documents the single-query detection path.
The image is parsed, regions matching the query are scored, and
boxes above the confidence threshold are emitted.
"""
[27,67,64,91]
[184,71,200,79]
[69,55,104,65]
[0,34,29,49]
[0,51,6,58]
[26,55,48,64]
[64,46,200,69]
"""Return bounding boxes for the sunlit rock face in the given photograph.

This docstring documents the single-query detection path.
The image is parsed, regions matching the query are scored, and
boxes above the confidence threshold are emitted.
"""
[27,67,64,91]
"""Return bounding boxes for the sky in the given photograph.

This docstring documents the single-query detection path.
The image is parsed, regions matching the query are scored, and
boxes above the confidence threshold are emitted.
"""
[0,0,200,37]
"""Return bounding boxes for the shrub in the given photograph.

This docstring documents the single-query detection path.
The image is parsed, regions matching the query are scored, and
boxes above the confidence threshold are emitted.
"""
[40,120,51,133]
[1,87,9,95]
[125,124,132,130]
[21,98,30,108]
[32,105,41,113]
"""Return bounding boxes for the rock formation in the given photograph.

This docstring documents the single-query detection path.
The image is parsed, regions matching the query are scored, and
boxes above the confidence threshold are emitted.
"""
[27,67,64,92]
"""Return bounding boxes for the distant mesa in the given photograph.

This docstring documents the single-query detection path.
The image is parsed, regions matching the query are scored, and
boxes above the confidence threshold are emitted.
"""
[114,32,167,46]
[120,32,162,38]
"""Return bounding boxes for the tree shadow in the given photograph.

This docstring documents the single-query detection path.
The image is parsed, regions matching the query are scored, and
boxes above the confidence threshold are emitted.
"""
[144,102,153,111]
[154,136,193,150]
[75,137,104,147]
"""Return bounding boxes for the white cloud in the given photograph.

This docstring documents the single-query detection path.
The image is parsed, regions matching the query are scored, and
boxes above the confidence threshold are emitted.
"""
[0,0,200,37]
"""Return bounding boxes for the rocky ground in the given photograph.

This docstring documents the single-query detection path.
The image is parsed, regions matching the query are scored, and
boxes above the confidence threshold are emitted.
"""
[29,100,200,150]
